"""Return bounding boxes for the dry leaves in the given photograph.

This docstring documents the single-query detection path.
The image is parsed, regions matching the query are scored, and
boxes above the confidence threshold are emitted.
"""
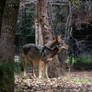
[15,71,92,92]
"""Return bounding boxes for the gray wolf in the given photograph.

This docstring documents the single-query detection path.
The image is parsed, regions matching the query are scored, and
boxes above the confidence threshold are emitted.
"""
[19,35,68,78]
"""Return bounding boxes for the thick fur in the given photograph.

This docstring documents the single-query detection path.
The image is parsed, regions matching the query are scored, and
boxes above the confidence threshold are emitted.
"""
[19,36,68,78]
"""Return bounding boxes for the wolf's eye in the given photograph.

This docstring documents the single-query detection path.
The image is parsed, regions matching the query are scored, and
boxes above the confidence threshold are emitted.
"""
[58,43,62,46]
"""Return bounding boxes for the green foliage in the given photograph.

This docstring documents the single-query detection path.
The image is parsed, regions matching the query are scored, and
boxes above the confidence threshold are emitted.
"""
[0,60,27,91]
[66,56,92,65]
[51,5,68,37]
[14,62,24,74]
[0,61,14,92]
[76,57,92,64]
[16,3,35,48]
[66,56,75,65]
[14,57,31,74]
[72,77,88,82]
[70,0,80,5]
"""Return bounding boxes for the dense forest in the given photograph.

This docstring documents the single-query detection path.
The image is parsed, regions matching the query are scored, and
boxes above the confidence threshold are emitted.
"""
[0,0,92,92]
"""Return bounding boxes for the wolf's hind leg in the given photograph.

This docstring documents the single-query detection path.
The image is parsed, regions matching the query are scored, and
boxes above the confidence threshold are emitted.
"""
[32,62,37,78]
[43,63,49,79]
[20,54,27,76]
[23,58,27,76]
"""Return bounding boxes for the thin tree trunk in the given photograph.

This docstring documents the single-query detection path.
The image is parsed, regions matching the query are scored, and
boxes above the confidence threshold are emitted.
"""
[20,0,26,45]
[35,1,43,45]
[39,0,53,44]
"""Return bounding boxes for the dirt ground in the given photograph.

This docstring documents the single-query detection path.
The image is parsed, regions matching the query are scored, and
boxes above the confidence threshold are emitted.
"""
[15,71,92,92]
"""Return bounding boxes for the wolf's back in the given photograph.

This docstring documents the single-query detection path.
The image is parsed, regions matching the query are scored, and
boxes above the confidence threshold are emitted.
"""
[22,44,42,59]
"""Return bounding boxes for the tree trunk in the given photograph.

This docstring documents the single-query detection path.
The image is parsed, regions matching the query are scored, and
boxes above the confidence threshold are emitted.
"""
[0,0,6,37]
[35,0,63,78]
[0,0,20,62]
[47,1,69,75]
[35,1,43,45]
[38,0,53,44]
[0,0,20,91]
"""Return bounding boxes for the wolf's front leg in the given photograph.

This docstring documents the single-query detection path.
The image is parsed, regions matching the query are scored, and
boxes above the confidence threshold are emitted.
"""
[23,68,27,76]
[20,53,27,76]
[45,63,49,78]
[39,60,44,78]
[33,70,36,78]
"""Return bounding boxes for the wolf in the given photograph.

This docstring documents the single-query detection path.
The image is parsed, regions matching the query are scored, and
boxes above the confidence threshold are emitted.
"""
[19,35,68,78]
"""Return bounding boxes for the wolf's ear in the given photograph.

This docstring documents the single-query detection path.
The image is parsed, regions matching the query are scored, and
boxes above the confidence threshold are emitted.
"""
[56,35,62,41]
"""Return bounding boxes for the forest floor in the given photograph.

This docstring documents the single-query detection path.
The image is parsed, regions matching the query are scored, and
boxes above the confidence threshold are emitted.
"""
[15,71,92,92]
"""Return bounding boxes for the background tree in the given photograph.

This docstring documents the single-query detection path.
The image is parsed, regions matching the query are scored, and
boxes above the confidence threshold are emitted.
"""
[0,0,20,91]
[48,0,69,74]
[0,0,6,36]
[35,0,65,77]
[16,0,35,51]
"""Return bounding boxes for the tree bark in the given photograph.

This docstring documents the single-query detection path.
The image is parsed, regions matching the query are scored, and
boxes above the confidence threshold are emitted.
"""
[0,0,20,62]
[0,0,20,91]
[35,1,43,45]
[38,0,53,44]
[0,0,6,37]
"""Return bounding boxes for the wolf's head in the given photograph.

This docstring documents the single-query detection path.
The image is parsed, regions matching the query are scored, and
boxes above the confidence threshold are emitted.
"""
[56,35,68,50]
[48,35,68,53]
